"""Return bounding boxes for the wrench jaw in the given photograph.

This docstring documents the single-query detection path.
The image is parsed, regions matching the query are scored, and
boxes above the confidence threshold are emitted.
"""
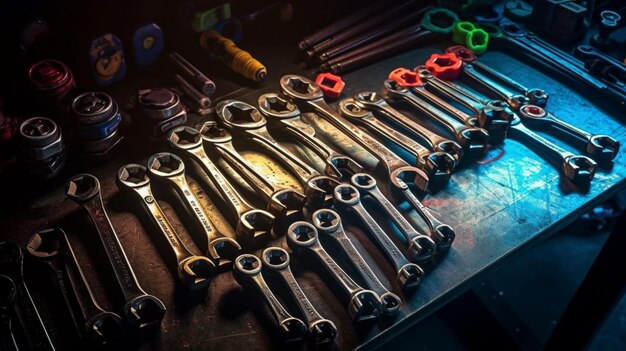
[406,236,436,269]
[418,151,456,187]
[329,156,365,180]
[435,140,464,164]
[268,189,306,236]
[147,152,185,178]
[477,107,514,145]
[257,93,300,119]
[389,166,430,193]
[167,126,204,152]
[396,263,424,291]
[216,100,267,130]
[66,173,101,202]
[280,75,324,101]
[457,128,490,159]
[26,229,61,259]
[85,312,124,346]
[305,176,341,209]
[506,94,529,112]
[432,224,456,254]
[379,292,402,318]
[207,237,242,271]
[588,135,620,163]
[116,164,151,190]
[308,319,338,347]
[348,290,383,324]
[237,210,275,248]
[563,155,597,186]
[123,294,167,331]
[178,256,214,291]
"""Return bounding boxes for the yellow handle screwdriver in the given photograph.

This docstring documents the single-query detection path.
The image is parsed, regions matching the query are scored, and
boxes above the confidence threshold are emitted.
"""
[200,30,267,81]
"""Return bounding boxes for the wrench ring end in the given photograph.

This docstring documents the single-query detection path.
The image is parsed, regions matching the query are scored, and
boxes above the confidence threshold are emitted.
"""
[179,256,214,290]
[123,295,166,330]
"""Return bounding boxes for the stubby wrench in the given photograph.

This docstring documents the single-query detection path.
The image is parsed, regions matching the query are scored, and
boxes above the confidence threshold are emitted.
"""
[257,93,364,180]
[311,209,402,317]
[198,122,308,226]
[27,228,124,346]
[215,100,340,208]
[279,75,432,194]
[116,164,214,290]
[0,241,55,350]
[0,275,18,351]
[339,97,456,187]
[65,174,166,329]
[261,247,337,346]
[517,105,620,163]
[232,254,307,344]
[286,222,382,323]
[333,184,427,284]
[146,152,242,270]
[383,79,490,159]
[167,126,275,247]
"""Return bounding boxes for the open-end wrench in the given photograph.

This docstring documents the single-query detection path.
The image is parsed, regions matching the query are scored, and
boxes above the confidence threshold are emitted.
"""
[198,122,308,224]
[232,254,307,344]
[383,79,490,159]
[261,247,337,346]
[311,209,402,317]
[215,100,340,208]
[280,75,434,194]
[0,241,55,350]
[508,116,597,185]
[350,173,453,255]
[286,222,382,322]
[146,152,242,270]
[116,164,214,290]
[65,174,166,329]
[516,105,620,163]
[339,96,456,187]
[27,228,124,346]
[167,126,275,247]
[0,275,19,351]
[257,93,364,180]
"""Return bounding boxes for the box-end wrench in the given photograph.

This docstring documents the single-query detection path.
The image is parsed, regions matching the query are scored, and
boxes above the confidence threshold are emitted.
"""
[383,79,490,159]
[65,174,166,329]
[0,275,19,351]
[147,152,242,270]
[116,164,214,290]
[261,247,337,346]
[232,254,307,344]
[0,241,56,350]
[215,100,340,208]
[508,116,597,186]
[517,105,620,163]
[279,75,432,196]
[311,209,402,317]
[339,96,456,188]
[27,228,124,346]
[286,222,382,323]
[333,184,427,282]
[167,126,275,248]
[198,122,307,231]
[257,93,364,180]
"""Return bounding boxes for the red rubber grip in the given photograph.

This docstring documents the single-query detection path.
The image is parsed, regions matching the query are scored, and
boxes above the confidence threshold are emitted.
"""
[425,53,463,80]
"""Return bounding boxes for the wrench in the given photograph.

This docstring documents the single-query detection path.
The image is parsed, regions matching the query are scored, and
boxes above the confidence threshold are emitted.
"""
[261,247,337,346]
[311,209,402,317]
[215,100,340,208]
[0,275,19,351]
[0,241,55,350]
[146,152,242,269]
[232,254,307,344]
[286,222,382,322]
[383,79,490,159]
[516,105,620,163]
[167,126,275,247]
[280,75,434,195]
[27,228,124,346]
[339,96,456,187]
[116,164,214,290]
[333,185,426,287]
[65,174,166,329]
[198,122,308,224]
[257,93,364,180]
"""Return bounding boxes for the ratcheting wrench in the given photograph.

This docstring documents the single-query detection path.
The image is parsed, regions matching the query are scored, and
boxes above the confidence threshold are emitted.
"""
[215,100,340,208]
[65,174,166,330]
[116,164,214,290]
[311,209,402,317]
[147,152,242,270]
[168,126,275,248]
[257,93,364,180]
[286,221,382,323]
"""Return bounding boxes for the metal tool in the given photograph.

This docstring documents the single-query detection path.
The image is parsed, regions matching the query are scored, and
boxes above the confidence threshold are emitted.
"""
[261,247,337,346]
[574,45,626,84]
[286,221,382,322]
[333,184,427,283]
[350,173,453,254]
[65,174,166,329]
[116,164,214,290]
[257,93,364,180]
[311,209,402,317]
[383,79,490,159]
[0,275,19,351]
[147,152,242,270]
[215,100,340,208]
[339,96,456,187]
[198,122,307,230]
[167,126,275,247]
[169,52,216,97]
[27,228,124,346]
[232,254,307,343]
[136,88,188,138]
[0,241,56,350]
[174,74,211,109]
